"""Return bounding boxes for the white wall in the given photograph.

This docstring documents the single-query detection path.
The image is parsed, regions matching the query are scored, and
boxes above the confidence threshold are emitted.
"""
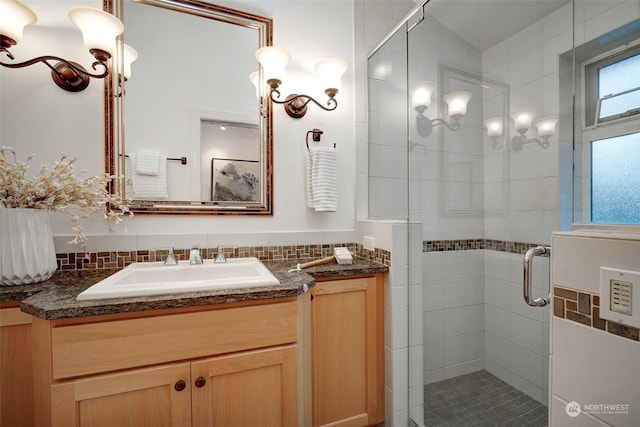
[550,231,640,427]
[482,3,573,244]
[1,0,356,250]
[422,250,485,381]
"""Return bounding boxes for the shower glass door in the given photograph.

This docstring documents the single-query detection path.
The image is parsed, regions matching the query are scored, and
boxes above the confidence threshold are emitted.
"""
[404,1,574,425]
[368,0,578,425]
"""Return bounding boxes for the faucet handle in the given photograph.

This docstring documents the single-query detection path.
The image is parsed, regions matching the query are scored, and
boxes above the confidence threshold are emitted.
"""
[157,246,178,266]
[215,245,227,263]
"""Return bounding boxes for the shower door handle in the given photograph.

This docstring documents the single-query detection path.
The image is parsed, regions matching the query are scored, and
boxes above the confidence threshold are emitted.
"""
[523,245,551,307]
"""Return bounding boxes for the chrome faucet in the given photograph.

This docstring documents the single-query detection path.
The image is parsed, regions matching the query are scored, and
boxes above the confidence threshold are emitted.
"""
[189,246,203,265]
[163,247,178,266]
[215,246,227,263]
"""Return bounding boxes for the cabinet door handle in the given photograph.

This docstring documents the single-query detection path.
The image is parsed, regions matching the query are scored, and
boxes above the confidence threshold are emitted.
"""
[195,376,207,388]
[174,380,186,392]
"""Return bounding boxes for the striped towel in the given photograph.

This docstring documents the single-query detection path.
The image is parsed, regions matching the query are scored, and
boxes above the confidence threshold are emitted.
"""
[132,150,161,175]
[307,146,337,212]
[131,153,169,199]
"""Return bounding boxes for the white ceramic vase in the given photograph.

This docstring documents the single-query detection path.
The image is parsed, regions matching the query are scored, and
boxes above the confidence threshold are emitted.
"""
[0,207,58,286]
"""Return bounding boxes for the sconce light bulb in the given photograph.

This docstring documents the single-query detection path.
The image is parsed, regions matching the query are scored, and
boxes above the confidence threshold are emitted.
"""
[534,116,558,138]
[484,117,503,138]
[0,0,37,45]
[121,44,138,80]
[315,58,347,93]
[411,81,435,110]
[249,71,260,98]
[255,46,290,85]
[511,109,537,134]
[443,90,472,117]
[68,7,124,59]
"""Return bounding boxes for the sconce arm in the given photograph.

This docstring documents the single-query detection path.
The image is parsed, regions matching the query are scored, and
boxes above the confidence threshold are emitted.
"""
[269,87,337,118]
[0,52,109,79]
[431,117,461,132]
[1,48,109,92]
[513,134,550,149]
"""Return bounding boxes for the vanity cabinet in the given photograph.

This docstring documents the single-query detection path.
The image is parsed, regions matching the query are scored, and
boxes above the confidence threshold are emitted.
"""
[31,298,302,427]
[0,305,34,427]
[49,344,297,427]
[310,274,385,427]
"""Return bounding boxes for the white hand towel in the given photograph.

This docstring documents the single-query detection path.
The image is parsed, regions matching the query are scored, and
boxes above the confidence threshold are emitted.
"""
[131,154,169,199]
[307,146,337,212]
[132,150,161,176]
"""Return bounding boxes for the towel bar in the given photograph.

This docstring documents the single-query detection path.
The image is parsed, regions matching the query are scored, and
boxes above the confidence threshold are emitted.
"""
[305,128,336,151]
[123,154,187,165]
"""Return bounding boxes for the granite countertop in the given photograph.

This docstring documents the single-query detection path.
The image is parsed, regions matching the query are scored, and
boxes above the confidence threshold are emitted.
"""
[1,257,387,320]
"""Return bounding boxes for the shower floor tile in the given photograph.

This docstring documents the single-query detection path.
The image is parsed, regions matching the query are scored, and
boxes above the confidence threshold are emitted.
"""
[423,370,548,427]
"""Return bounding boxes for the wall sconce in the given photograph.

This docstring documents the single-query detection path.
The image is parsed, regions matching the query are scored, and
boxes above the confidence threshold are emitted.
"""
[411,81,472,137]
[113,44,138,97]
[0,0,125,92]
[254,46,347,118]
[511,110,558,148]
[483,117,505,149]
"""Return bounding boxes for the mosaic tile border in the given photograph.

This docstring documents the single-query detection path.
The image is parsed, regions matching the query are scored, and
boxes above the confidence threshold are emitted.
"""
[553,286,639,343]
[423,239,549,255]
[55,243,391,271]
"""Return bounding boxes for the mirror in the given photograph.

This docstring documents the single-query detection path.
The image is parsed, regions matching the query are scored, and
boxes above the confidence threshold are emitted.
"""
[105,0,273,215]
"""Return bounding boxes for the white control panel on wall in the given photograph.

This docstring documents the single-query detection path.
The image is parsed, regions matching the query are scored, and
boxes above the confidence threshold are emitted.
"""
[600,267,640,328]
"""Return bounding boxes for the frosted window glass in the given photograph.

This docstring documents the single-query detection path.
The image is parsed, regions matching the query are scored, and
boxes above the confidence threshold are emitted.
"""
[598,53,640,119]
[591,132,640,223]
[599,53,640,96]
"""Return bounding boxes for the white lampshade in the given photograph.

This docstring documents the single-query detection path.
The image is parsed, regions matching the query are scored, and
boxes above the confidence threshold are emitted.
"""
[511,109,537,133]
[122,44,138,80]
[315,58,347,91]
[443,91,472,116]
[255,46,290,84]
[249,71,260,98]
[68,7,124,57]
[0,0,37,44]
[411,81,436,110]
[534,116,558,137]
[484,117,503,138]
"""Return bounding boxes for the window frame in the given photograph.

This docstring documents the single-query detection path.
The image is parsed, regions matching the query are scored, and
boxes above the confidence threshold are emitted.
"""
[580,41,640,224]
[583,42,640,129]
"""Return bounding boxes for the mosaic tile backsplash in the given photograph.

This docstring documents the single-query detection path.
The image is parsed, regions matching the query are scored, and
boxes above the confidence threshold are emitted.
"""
[56,243,391,271]
[424,239,549,255]
[554,286,639,343]
[57,238,538,271]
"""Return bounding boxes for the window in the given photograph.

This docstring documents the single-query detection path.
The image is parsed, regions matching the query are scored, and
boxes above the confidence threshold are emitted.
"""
[591,133,640,223]
[582,42,640,224]
[584,44,640,127]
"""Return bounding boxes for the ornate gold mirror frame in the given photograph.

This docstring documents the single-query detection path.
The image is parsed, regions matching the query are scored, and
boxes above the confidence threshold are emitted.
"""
[104,0,273,215]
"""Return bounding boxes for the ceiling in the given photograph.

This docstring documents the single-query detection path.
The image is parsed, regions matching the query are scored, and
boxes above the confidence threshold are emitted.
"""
[424,0,572,51]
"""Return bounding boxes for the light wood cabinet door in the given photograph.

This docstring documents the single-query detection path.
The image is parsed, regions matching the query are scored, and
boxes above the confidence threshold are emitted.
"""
[0,307,33,427]
[311,276,384,427]
[50,362,192,427]
[191,344,298,427]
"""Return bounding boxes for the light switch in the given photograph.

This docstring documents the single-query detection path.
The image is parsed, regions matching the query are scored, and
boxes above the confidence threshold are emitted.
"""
[363,236,375,251]
[600,267,640,328]
[610,280,632,315]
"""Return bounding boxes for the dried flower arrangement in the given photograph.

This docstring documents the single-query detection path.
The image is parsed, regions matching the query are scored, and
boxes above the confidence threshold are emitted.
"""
[0,146,132,247]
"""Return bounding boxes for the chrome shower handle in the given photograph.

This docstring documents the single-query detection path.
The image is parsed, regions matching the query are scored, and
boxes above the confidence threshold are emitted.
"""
[523,245,551,307]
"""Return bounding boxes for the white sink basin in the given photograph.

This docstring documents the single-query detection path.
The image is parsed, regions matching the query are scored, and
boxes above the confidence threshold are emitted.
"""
[76,257,280,301]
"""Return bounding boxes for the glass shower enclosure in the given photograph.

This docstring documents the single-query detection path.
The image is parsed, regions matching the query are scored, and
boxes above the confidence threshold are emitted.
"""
[367,0,585,425]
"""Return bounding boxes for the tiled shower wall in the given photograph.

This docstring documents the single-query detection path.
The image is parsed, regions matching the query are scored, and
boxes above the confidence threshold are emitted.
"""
[423,247,550,405]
